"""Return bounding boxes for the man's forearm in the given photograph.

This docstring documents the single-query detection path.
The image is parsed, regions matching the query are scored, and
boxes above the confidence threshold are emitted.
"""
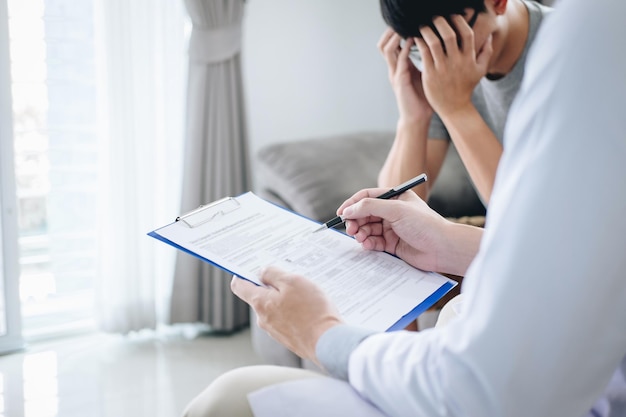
[440,105,503,204]
[378,120,430,200]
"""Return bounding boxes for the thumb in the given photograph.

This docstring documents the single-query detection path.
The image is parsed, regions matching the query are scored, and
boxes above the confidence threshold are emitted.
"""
[259,266,290,289]
[231,275,266,305]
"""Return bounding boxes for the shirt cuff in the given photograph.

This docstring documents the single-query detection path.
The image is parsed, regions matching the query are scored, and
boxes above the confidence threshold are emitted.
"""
[316,324,377,381]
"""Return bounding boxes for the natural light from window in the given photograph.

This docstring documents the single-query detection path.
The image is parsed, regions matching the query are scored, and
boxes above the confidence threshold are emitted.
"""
[8,0,98,341]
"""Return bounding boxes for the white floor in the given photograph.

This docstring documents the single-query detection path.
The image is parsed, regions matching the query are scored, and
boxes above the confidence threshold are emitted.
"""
[0,327,264,417]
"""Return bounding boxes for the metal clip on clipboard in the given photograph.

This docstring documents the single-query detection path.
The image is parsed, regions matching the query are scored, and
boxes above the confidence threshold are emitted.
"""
[175,196,241,228]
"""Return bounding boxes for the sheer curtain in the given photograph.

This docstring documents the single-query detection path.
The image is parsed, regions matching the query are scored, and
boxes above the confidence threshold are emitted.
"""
[94,0,188,333]
[169,0,251,332]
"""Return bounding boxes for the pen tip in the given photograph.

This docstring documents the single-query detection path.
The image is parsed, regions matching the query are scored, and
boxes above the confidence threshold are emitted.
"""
[312,225,326,233]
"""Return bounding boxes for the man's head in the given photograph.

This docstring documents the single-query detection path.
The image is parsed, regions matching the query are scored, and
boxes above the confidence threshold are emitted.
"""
[379,0,488,39]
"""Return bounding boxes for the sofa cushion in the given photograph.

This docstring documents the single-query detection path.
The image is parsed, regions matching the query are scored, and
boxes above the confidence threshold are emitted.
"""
[255,131,393,222]
[254,131,485,222]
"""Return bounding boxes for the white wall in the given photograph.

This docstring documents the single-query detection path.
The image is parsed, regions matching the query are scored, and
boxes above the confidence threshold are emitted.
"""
[242,0,398,155]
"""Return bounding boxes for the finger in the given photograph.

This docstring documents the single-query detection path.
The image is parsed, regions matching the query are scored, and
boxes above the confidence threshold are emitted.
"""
[431,16,459,58]
[344,218,360,236]
[377,27,395,53]
[349,223,389,251]
[231,275,266,305]
[259,266,292,289]
[450,14,474,54]
[344,216,375,234]
[344,215,384,238]
[382,33,402,71]
[360,235,388,252]
[396,36,413,71]
[419,25,446,65]
[353,221,385,242]
[415,37,434,73]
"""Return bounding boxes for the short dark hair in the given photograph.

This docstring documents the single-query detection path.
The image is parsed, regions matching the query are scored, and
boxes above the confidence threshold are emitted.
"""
[380,0,487,38]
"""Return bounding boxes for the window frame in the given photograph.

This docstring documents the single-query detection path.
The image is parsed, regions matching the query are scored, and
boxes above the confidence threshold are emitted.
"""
[0,0,24,355]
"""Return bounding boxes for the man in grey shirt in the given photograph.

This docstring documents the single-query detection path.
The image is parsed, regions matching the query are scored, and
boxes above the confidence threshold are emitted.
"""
[378,0,552,206]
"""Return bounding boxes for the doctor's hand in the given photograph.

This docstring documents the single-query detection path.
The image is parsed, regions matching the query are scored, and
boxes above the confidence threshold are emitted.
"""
[338,189,447,273]
[231,267,343,364]
[337,188,482,276]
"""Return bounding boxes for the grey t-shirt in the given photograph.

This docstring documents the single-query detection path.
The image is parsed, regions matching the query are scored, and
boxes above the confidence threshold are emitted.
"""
[428,1,553,144]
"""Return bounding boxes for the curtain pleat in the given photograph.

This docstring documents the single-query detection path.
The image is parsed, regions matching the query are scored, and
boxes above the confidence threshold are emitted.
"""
[169,0,251,332]
[95,0,187,334]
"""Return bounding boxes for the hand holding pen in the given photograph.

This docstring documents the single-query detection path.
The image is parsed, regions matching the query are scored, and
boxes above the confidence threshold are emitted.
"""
[313,173,427,233]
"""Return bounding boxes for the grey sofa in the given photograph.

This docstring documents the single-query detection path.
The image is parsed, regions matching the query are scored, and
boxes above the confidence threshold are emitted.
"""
[251,130,485,369]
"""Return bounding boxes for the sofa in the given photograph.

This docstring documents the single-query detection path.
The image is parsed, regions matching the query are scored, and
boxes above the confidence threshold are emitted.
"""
[251,130,486,369]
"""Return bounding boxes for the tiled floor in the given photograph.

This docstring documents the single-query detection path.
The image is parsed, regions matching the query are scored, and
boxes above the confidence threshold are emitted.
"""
[0,327,263,417]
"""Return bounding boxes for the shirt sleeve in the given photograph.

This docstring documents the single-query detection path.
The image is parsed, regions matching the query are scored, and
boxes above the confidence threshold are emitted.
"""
[315,324,376,381]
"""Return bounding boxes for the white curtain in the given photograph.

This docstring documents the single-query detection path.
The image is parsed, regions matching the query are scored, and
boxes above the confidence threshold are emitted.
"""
[169,0,251,332]
[94,0,189,333]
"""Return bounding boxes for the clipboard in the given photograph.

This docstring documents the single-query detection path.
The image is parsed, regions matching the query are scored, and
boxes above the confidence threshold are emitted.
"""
[148,192,457,332]
[175,196,242,228]
[148,196,246,279]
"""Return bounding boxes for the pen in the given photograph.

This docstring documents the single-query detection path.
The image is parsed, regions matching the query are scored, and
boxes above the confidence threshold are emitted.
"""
[313,173,427,233]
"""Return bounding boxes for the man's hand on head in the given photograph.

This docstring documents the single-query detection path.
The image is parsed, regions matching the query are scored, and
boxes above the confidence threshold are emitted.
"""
[231,267,343,364]
[377,28,433,123]
[417,14,493,118]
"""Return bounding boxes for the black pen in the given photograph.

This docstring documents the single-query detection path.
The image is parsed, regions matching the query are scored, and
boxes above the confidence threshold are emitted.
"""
[313,173,427,233]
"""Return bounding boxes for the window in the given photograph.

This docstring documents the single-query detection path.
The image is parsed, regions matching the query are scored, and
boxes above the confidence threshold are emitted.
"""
[8,0,98,340]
